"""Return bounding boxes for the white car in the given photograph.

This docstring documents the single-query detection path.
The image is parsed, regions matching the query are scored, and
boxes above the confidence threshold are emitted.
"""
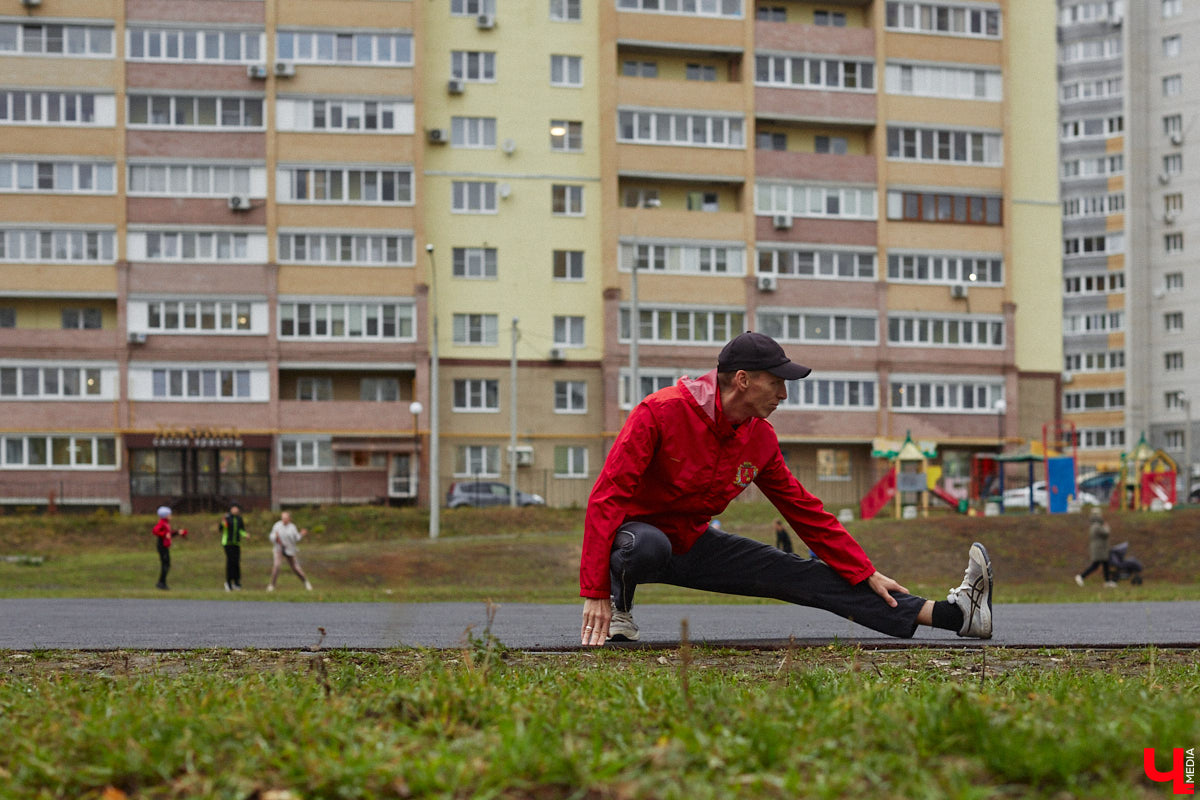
[1001,481,1099,509]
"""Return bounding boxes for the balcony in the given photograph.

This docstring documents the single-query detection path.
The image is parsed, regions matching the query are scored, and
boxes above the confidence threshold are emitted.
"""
[616,13,745,52]
[278,400,419,433]
[755,86,876,126]
[755,150,876,184]
[617,143,748,182]
[755,21,875,58]
[618,206,746,242]
[617,76,746,113]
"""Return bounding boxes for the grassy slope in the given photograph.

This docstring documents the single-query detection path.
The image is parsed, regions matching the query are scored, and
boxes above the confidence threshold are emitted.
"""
[0,504,1197,603]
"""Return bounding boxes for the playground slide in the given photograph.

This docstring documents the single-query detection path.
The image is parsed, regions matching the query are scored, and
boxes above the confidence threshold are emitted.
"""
[859,471,896,521]
[928,484,968,513]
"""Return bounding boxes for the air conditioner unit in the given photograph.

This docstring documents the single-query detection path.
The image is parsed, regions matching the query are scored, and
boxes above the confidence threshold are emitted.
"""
[950,283,969,299]
[246,63,269,79]
[427,128,448,144]
[509,445,534,467]
[20,0,42,7]
[228,194,252,211]
[772,214,792,230]
[548,347,565,362]
[1159,173,1173,185]
[447,78,465,95]
[477,13,496,29]
[1165,211,1179,225]
[757,274,778,292]
[1109,13,1122,26]
[274,61,296,78]
[1062,371,1073,384]
[498,182,511,199]
[127,331,147,345]
[501,138,517,155]
[1170,132,1184,146]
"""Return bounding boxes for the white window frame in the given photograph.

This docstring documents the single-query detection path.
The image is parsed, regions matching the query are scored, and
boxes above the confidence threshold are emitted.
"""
[886,314,1005,348]
[550,0,582,21]
[0,22,114,57]
[552,184,585,216]
[886,126,1002,165]
[452,181,498,213]
[759,310,880,345]
[452,313,499,346]
[618,109,745,149]
[550,55,583,87]
[620,241,747,276]
[453,379,500,413]
[550,119,584,151]
[360,377,400,402]
[618,306,745,345]
[0,364,112,400]
[278,436,333,470]
[278,165,413,205]
[128,162,262,198]
[760,246,877,281]
[296,376,333,401]
[277,299,416,341]
[141,299,260,334]
[616,0,744,19]
[127,94,264,130]
[553,316,585,348]
[1,434,120,470]
[884,2,1001,38]
[554,445,589,478]
[0,159,116,195]
[754,182,878,220]
[277,232,414,267]
[755,55,875,92]
[276,30,413,66]
[0,228,116,264]
[553,250,584,281]
[0,91,115,127]
[451,116,497,148]
[451,50,496,82]
[554,380,587,414]
[889,375,1005,414]
[452,247,498,279]
[885,62,1001,101]
[885,252,1002,286]
[778,374,879,411]
[277,98,414,134]
[126,27,263,63]
[454,445,500,478]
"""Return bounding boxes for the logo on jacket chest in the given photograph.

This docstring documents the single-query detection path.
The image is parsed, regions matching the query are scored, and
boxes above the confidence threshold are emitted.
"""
[733,461,759,488]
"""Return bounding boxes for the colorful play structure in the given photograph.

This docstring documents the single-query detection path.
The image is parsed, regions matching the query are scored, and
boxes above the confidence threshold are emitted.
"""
[859,425,1179,519]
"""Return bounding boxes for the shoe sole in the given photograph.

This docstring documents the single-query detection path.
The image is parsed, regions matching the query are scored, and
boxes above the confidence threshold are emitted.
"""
[971,541,993,639]
[607,630,640,642]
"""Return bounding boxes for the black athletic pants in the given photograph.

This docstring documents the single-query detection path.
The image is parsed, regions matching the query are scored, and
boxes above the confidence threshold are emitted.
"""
[224,544,241,588]
[609,522,926,639]
[1080,559,1112,582]
[156,541,170,587]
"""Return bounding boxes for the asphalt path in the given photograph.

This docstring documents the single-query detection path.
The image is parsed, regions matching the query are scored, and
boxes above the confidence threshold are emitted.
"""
[1,599,1198,650]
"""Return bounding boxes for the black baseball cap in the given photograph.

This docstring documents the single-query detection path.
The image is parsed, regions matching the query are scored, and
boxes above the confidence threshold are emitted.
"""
[717,331,812,380]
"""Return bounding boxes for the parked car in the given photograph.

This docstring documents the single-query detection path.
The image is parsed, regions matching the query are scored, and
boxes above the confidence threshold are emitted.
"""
[1078,471,1119,502]
[1001,481,1099,509]
[446,481,546,509]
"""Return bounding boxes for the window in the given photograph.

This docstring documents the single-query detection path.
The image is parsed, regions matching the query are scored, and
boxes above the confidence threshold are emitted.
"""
[1164,35,1182,58]
[621,60,657,77]
[1063,391,1124,412]
[0,434,118,469]
[814,10,846,26]
[779,376,877,410]
[554,446,588,478]
[618,109,745,148]
[453,379,499,412]
[278,300,415,341]
[277,232,415,267]
[884,2,1001,38]
[1165,430,1185,451]
[760,247,877,281]
[0,229,116,264]
[756,6,787,21]
[0,366,105,398]
[451,116,497,148]
[886,253,1001,285]
[551,0,582,21]
[127,27,262,63]
[451,50,495,81]
[1163,75,1182,97]
[1062,154,1123,180]
[761,311,879,344]
[451,181,498,213]
[1060,76,1122,104]
[452,313,499,346]
[623,187,659,208]
[128,163,257,197]
[620,369,682,407]
[1059,37,1122,64]
[151,367,252,400]
[1063,350,1125,374]
[0,308,13,328]
[686,63,717,81]
[452,247,498,279]
[552,184,584,216]
[1165,272,1184,292]
[1165,312,1184,332]
[360,377,400,402]
[816,448,851,481]
[890,378,1004,413]
[61,308,103,329]
[1166,391,1188,410]
[550,120,583,151]
[1063,312,1124,335]
[754,182,878,220]
[553,250,584,280]
[278,437,333,470]
[127,94,263,129]
[1163,0,1182,18]
[886,126,1002,165]
[756,132,787,151]
[554,380,587,413]
[0,22,113,56]
[551,55,583,87]
[276,30,412,65]
[687,191,719,212]
[145,300,254,332]
[885,63,1002,101]
[554,316,585,347]
[1165,233,1184,254]
[620,242,746,276]
[296,377,332,401]
[887,315,1005,348]
[1063,272,1125,296]
[451,0,494,14]
[0,160,115,194]
[1062,192,1124,219]
[618,306,745,345]
[1164,115,1184,136]
[281,166,413,204]
[755,55,875,91]
[1164,154,1183,176]
[887,190,1002,225]
[1165,352,1184,371]
[454,445,500,477]
[1078,428,1125,451]
[0,90,113,127]
[1062,233,1124,256]
[278,98,413,134]
[616,0,744,19]
[814,136,848,155]
[137,230,252,262]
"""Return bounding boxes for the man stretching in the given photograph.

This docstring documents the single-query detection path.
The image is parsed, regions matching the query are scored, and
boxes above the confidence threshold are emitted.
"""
[580,331,993,645]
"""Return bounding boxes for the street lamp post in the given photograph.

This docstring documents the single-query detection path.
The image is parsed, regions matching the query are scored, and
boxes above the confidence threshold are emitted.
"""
[994,398,1006,511]
[408,400,422,501]
[1183,396,1193,501]
[509,317,519,508]
[628,197,660,408]
[425,244,440,540]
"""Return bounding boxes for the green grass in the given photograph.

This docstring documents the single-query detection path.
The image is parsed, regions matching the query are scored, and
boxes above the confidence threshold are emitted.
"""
[0,646,1196,799]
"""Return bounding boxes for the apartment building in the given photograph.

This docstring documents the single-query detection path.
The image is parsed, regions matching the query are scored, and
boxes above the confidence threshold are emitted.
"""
[1,0,1060,514]
[1059,0,1199,486]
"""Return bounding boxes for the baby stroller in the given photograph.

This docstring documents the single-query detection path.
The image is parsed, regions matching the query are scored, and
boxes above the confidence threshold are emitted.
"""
[1107,542,1144,585]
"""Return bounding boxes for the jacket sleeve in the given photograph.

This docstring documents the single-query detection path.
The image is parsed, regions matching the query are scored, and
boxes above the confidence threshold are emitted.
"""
[580,402,661,598]
[753,442,875,585]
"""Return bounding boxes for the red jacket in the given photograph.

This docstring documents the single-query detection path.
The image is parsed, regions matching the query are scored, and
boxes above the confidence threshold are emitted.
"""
[153,518,174,547]
[581,370,875,598]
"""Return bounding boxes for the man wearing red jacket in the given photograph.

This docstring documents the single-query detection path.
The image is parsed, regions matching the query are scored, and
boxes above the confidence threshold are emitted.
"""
[580,331,993,645]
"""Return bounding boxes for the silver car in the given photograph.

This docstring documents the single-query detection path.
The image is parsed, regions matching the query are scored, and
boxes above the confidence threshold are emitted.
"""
[445,481,546,508]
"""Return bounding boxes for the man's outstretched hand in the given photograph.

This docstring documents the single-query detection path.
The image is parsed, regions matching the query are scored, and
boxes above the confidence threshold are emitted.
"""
[581,597,611,646]
[865,570,909,608]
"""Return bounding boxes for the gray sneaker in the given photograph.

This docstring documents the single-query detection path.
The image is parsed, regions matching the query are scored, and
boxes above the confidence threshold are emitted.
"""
[948,542,993,639]
[608,608,640,642]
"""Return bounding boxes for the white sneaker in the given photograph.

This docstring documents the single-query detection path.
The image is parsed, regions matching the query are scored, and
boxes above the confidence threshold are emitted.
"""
[304,580,313,591]
[266,584,275,592]
[608,608,640,642]
[948,542,993,639]
[1074,574,1085,587]
[224,581,231,592]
